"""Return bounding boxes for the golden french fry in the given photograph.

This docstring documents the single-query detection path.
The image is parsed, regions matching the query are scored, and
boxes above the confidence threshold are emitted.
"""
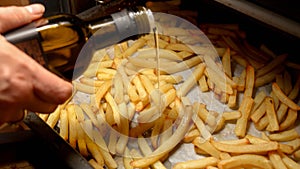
[222,111,241,121]
[137,48,182,61]
[198,74,209,92]
[281,152,300,169]
[222,48,232,77]
[59,109,68,141]
[113,73,124,104]
[66,105,78,149]
[79,77,104,87]
[46,106,61,128]
[256,54,288,77]
[76,121,89,157]
[85,134,105,166]
[105,92,121,127]
[177,63,206,97]
[132,75,148,102]
[138,136,167,169]
[173,157,218,169]
[250,90,267,115]
[193,137,222,159]
[183,128,200,143]
[130,106,193,168]
[244,65,255,97]
[165,43,194,53]
[255,65,285,87]
[268,151,287,169]
[211,139,278,154]
[279,109,297,131]
[206,67,233,94]
[217,154,273,169]
[250,101,266,123]
[234,96,254,137]
[88,159,104,169]
[272,82,300,111]
[264,97,279,132]
[123,38,146,58]
[95,80,112,107]
[268,128,299,142]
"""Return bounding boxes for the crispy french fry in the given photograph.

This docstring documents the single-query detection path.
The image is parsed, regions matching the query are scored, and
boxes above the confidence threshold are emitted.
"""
[173,157,218,169]
[279,109,297,131]
[211,139,278,154]
[222,48,232,77]
[265,97,279,132]
[268,151,287,169]
[46,106,61,128]
[234,96,254,137]
[138,136,167,169]
[59,109,68,141]
[95,80,112,108]
[218,154,273,169]
[268,129,299,142]
[123,38,146,58]
[256,54,288,77]
[272,82,300,111]
[281,152,300,169]
[244,65,255,97]
[193,137,222,159]
[177,63,205,97]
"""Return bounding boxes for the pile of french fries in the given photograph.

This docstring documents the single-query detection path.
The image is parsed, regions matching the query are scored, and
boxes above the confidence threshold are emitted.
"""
[38,14,300,169]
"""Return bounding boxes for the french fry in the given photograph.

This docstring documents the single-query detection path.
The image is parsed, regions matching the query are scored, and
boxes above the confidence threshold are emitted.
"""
[85,135,105,166]
[255,65,284,87]
[211,139,278,154]
[123,38,146,58]
[59,109,68,141]
[264,97,279,132]
[198,74,209,92]
[138,136,167,169]
[173,157,218,169]
[234,96,254,137]
[244,65,255,97]
[46,105,61,128]
[268,128,299,142]
[218,154,273,169]
[281,152,300,169]
[95,80,112,108]
[256,54,288,77]
[269,151,288,169]
[177,63,206,97]
[76,121,89,157]
[113,73,124,104]
[250,101,266,123]
[272,82,300,110]
[130,105,193,168]
[279,109,297,131]
[137,48,182,61]
[193,137,222,159]
[183,128,200,143]
[105,92,121,127]
[66,105,78,149]
[88,159,104,169]
[222,111,241,121]
[222,48,232,77]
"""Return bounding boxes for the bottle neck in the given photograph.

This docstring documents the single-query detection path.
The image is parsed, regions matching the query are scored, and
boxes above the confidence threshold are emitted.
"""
[87,6,154,39]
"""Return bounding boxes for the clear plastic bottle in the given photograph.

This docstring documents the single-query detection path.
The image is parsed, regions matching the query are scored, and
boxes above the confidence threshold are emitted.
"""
[4,6,154,80]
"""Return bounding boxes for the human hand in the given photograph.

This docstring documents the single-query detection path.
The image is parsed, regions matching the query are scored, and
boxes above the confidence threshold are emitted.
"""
[0,4,72,124]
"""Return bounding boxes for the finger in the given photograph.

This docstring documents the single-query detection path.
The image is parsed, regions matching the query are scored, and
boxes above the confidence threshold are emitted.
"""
[25,95,58,113]
[32,65,73,104]
[0,3,45,33]
[0,108,24,124]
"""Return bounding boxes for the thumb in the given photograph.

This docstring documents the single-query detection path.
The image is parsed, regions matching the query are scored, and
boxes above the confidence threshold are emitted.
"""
[0,4,45,33]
